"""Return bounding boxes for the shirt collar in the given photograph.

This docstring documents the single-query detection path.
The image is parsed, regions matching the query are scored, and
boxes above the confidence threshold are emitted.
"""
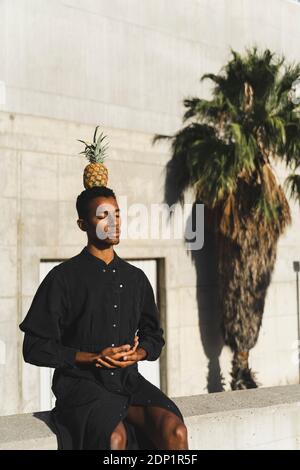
[81,246,120,269]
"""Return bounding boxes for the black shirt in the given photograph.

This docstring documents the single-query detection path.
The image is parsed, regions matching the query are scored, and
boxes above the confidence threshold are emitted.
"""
[19,246,165,389]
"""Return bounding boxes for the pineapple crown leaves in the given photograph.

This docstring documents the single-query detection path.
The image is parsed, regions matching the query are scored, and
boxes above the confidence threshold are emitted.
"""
[77,125,109,164]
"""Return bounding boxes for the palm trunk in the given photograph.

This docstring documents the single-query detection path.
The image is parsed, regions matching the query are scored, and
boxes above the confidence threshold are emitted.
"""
[209,177,291,390]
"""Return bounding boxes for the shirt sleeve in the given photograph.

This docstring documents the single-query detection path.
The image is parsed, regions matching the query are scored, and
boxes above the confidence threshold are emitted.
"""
[137,271,165,361]
[19,266,79,369]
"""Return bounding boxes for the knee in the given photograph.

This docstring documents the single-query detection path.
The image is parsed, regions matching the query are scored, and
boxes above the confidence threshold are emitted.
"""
[163,417,188,442]
[174,422,188,442]
[110,429,127,450]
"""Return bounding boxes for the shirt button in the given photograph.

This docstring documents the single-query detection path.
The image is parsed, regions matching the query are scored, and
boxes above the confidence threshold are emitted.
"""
[102,268,106,272]
[110,372,114,376]
[111,343,115,347]
[119,284,123,288]
[113,324,117,327]
[112,269,116,273]
[114,304,117,308]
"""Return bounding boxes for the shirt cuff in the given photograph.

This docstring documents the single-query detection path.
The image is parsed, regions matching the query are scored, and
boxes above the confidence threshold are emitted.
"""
[59,345,80,368]
[138,341,153,361]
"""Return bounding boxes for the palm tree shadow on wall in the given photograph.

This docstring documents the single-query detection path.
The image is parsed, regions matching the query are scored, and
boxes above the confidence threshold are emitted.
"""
[186,201,226,392]
[163,157,226,392]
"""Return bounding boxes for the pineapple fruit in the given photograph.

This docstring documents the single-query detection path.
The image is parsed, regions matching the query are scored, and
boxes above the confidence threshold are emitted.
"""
[78,125,109,189]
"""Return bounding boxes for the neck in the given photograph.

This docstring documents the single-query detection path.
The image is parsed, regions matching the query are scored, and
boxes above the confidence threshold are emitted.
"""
[86,242,115,265]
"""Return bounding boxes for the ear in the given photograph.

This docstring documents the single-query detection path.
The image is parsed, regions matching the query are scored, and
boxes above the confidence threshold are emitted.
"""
[77,219,87,232]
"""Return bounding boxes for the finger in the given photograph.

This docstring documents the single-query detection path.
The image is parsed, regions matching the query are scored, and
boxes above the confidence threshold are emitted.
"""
[95,363,103,368]
[132,341,139,352]
[123,352,138,361]
[113,344,131,353]
[111,345,131,354]
[123,343,139,357]
[108,358,136,367]
[97,357,117,368]
[113,341,138,357]
[121,359,137,366]
[104,356,126,367]
[110,350,134,360]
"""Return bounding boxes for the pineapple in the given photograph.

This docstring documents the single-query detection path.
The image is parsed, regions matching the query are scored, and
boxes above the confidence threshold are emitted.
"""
[78,125,109,189]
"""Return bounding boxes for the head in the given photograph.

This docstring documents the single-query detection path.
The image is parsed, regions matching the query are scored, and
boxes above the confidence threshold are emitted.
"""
[76,186,121,246]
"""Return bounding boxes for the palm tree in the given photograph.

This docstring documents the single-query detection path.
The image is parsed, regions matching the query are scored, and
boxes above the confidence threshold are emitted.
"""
[153,47,300,390]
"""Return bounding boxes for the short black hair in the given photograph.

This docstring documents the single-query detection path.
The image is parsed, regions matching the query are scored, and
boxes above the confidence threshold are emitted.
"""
[76,186,117,220]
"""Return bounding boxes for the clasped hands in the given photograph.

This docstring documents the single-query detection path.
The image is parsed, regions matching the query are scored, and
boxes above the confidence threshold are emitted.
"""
[95,335,147,369]
[74,336,147,368]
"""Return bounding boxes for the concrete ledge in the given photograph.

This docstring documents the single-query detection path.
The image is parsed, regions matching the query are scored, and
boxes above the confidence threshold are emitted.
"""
[176,384,300,450]
[0,411,57,450]
[1,385,299,450]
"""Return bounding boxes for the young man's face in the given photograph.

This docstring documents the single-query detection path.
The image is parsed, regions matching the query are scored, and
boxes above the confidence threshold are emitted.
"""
[77,196,121,246]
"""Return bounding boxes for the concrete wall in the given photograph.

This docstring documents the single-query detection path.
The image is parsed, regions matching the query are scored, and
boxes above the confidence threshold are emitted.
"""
[1,385,299,450]
[0,0,300,416]
[1,0,300,136]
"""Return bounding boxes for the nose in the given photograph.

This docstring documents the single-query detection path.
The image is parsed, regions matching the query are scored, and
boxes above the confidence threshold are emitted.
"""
[109,224,120,234]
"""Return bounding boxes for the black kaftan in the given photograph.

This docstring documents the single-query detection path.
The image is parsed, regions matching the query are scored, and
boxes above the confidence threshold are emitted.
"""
[19,247,184,449]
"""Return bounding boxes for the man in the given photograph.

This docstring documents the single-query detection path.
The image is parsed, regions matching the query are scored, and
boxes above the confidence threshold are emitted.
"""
[19,186,188,450]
